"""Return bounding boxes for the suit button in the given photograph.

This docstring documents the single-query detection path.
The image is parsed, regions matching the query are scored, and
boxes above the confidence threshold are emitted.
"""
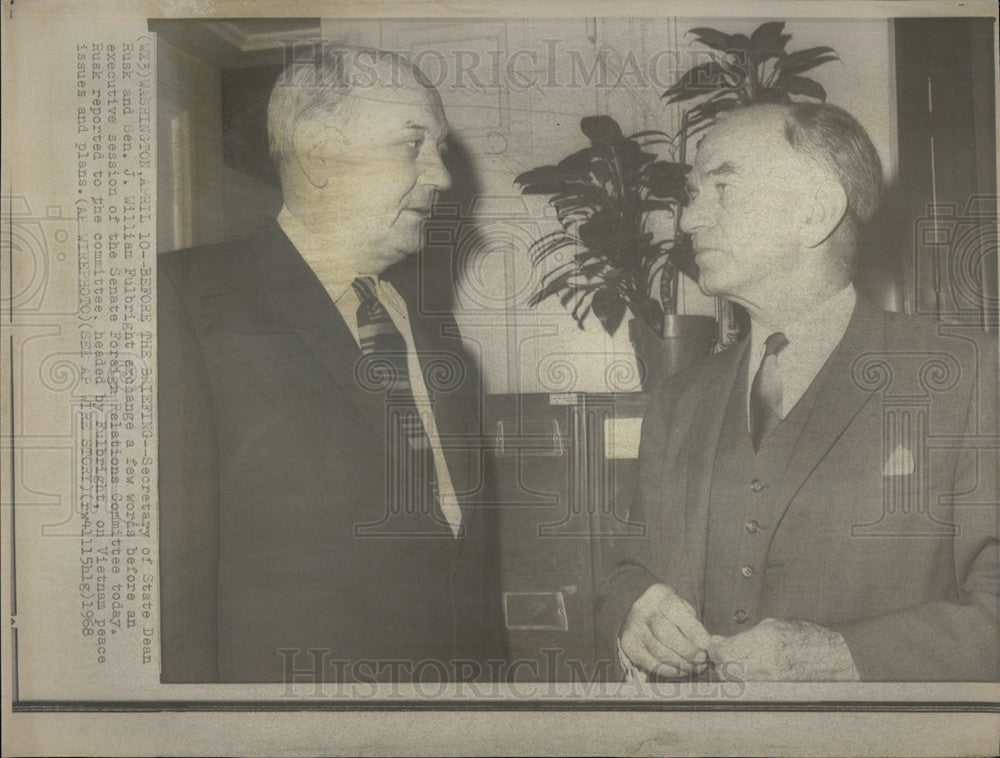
[740,565,755,578]
[745,520,761,534]
[750,478,765,492]
[734,609,750,624]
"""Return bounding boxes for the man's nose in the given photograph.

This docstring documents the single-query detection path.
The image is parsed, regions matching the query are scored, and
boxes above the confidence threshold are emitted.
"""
[422,148,452,192]
[679,196,706,234]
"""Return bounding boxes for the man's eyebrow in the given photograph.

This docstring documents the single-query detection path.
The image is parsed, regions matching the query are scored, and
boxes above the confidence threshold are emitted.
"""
[706,162,738,178]
[400,121,449,142]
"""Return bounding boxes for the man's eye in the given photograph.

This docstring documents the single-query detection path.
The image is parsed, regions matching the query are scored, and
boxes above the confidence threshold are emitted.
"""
[403,137,424,153]
[715,183,728,194]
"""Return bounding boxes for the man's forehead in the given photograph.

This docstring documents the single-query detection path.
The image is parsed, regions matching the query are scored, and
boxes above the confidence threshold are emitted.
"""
[345,85,448,136]
[693,113,790,172]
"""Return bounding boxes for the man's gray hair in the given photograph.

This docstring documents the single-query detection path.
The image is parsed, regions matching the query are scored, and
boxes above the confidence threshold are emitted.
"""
[780,102,884,226]
[721,102,884,228]
[267,42,416,170]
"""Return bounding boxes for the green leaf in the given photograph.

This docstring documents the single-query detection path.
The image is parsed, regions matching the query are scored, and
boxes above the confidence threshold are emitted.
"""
[571,296,594,328]
[667,234,699,281]
[685,96,741,128]
[776,73,827,101]
[751,21,786,42]
[687,27,736,52]
[749,22,790,60]
[529,240,577,269]
[514,164,565,193]
[773,47,839,74]
[638,198,679,215]
[756,35,792,61]
[755,87,793,104]
[530,268,582,307]
[729,33,752,52]
[580,115,625,146]
[634,297,664,334]
[778,53,839,77]
[663,60,736,103]
[629,129,674,143]
[749,22,791,60]
[591,289,627,335]
[642,161,689,199]
[556,149,609,182]
[559,288,579,307]
[551,185,610,210]
[751,21,786,44]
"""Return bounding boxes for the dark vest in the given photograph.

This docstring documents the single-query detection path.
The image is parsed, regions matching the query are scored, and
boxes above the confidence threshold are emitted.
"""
[702,348,831,636]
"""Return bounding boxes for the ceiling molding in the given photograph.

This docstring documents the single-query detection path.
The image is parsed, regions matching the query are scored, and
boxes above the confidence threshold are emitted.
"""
[149,19,321,69]
[206,20,321,53]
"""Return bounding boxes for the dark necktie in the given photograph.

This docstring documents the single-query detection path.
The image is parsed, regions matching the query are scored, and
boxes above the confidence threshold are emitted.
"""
[749,331,789,452]
[352,276,444,528]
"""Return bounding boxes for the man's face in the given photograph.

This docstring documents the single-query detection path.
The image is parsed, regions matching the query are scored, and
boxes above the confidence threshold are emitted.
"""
[309,71,451,274]
[679,110,815,305]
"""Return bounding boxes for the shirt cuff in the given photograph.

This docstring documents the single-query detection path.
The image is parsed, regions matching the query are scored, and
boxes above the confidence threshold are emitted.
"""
[617,638,647,683]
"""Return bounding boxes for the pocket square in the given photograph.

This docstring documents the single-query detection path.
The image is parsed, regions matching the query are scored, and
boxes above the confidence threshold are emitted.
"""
[882,444,915,477]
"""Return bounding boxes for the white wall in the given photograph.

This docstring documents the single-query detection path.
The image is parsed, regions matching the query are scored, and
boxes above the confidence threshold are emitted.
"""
[321,17,896,394]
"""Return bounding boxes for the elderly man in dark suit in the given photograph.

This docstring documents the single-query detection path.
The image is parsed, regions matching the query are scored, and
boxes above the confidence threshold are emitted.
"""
[158,44,504,683]
[598,103,998,681]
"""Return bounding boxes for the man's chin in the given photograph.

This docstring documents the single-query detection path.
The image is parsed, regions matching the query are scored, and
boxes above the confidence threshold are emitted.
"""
[697,272,721,298]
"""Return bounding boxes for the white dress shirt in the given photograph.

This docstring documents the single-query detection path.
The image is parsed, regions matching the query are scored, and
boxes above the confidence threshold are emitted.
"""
[747,285,857,425]
[278,207,463,537]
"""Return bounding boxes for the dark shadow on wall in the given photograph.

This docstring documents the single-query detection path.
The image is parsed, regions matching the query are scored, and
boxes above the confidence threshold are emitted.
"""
[220,65,284,240]
[856,179,909,313]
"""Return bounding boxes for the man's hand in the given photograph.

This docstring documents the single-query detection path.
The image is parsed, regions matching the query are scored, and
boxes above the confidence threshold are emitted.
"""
[619,584,712,678]
[709,618,860,681]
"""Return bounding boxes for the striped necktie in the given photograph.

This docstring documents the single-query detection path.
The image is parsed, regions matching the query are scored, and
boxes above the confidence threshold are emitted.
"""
[749,331,789,452]
[352,276,444,529]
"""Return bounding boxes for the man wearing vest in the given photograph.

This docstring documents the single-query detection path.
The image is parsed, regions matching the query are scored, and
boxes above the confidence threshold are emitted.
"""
[598,103,999,681]
[158,45,505,683]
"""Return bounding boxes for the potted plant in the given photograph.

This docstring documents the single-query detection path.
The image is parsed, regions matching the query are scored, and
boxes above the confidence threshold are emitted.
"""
[665,21,839,162]
[515,22,841,387]
[514,115,705,390]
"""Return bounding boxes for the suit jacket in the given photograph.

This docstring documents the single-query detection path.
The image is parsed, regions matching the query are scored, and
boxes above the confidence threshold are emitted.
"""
[158,223,505,683]
[597,297,999,681]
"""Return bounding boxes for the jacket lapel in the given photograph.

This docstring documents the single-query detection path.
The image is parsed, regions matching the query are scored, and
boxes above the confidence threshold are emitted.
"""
[266,228,470,544]
[260,226,388,442]
[764,297,887,528]
[680,338,750,611]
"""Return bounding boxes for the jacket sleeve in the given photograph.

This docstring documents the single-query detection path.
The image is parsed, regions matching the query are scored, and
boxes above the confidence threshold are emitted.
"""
[833,342,999,681]
[593,379,674,677]
[158,259,220,682]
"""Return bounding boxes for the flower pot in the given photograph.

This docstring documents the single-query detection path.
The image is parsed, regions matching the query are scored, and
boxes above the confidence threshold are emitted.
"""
[629,314,717,392]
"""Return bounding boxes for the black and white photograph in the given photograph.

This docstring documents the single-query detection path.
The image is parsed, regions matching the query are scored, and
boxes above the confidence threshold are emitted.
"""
[2,1,999,755]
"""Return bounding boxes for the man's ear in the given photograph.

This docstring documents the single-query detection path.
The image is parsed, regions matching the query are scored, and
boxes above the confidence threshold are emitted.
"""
[798,178,849,248]
[291,121,336,189]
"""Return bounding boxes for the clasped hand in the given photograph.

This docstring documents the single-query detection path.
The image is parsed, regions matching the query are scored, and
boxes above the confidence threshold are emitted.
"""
[619,584,860,681]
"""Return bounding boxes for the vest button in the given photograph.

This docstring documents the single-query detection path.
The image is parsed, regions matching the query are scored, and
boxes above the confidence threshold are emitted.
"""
[734,609,750,624]
[750,478,765,492]
[745,519,761,534]
[740,565,755,578]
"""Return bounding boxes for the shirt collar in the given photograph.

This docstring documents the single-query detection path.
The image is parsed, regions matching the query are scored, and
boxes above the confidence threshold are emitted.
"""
[750,285,857,363]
